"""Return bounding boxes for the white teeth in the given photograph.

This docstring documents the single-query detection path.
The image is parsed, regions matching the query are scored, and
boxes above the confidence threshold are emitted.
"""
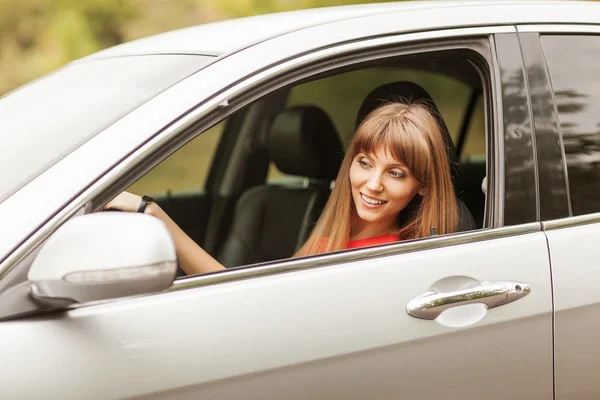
[361,193,385,205]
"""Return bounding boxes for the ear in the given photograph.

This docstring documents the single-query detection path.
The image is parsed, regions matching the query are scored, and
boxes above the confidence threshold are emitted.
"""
[417,184,426,196]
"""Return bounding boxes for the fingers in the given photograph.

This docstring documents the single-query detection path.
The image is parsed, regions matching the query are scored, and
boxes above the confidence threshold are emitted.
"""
[102,191,142,213]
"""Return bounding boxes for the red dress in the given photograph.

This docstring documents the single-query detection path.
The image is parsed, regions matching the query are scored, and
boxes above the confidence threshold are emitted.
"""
[317,233,399,253]
[345,233,400,249]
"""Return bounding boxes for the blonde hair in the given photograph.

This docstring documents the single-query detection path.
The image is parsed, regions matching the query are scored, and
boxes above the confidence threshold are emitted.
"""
[295,102,458,256]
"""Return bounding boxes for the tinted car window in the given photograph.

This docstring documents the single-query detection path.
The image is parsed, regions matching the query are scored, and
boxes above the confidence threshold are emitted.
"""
[542,35,600,216]
[0,54,213,204]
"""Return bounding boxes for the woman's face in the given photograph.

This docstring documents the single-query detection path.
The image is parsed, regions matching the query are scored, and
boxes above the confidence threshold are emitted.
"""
[349,147,424,238]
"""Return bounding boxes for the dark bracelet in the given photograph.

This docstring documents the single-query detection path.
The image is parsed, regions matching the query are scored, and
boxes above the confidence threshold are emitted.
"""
[137,195,154,213]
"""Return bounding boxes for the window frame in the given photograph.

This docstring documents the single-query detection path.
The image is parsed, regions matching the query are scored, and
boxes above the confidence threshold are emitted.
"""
[118,32,505,283]
[94,32,507,281]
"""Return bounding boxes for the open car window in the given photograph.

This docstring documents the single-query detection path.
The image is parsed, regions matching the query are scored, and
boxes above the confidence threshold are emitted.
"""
[107,44,490,274]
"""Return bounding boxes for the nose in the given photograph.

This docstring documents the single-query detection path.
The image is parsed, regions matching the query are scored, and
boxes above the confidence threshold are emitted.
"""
[365,172,383,192]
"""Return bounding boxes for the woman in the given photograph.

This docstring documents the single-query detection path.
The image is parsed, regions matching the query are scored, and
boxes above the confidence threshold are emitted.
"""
[105,102,458,275]
[297,101,457,255]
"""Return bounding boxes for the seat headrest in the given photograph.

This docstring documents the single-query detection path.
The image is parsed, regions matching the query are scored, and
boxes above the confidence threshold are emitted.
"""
[269,106,344,180]
[355,81,458,180]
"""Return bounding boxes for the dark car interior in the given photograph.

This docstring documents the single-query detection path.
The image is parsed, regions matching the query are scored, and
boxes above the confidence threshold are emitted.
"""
[130,50,488,273]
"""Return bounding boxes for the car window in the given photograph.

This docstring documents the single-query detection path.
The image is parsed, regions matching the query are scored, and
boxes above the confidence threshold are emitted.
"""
[105,46,490,274]
[542,35,600,216]
[0,54,214,204]
[127,122,224,195]
[269,60,486,227]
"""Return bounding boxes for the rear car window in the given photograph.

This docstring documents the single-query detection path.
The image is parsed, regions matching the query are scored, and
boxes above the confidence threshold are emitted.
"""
[542,35,600,216]
[0,54,214,204]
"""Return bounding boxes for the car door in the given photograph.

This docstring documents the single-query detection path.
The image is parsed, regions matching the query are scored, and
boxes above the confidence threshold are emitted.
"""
[0,230,551,399]
[527,26,600,399]
[0,26,553,399]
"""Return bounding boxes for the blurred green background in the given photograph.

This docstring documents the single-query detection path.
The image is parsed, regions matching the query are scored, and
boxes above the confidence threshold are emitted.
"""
[0,0,401,96]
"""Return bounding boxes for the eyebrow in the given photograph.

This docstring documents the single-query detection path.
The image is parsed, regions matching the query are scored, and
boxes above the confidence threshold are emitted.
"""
[358,152,408,169]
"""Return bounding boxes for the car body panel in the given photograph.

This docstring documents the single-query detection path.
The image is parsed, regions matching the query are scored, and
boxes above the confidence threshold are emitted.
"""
[0,230,552,399]
[544,219,600,399]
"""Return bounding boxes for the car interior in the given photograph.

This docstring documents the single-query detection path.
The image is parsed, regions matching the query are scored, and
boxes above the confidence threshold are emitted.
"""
[127,50,488,274]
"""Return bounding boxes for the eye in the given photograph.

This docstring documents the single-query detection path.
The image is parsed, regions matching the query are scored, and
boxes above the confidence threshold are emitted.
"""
[357,158,370,168]
[389,169,406,179]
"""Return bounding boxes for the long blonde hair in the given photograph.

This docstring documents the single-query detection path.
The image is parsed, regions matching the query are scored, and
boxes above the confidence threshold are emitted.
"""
[295,102,458,256]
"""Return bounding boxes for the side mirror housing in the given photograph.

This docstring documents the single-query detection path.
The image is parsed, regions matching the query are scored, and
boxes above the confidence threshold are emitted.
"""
[28,212,177,306]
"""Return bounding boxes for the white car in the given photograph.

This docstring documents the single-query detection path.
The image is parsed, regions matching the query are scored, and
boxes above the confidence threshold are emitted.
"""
[1,1,599,398]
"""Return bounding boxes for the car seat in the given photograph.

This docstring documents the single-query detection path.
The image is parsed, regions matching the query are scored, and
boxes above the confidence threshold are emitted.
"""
[216,105,344,268]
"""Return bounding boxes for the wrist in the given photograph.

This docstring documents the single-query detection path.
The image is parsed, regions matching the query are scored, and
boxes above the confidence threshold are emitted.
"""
[144,201,161,217]
[136,195,154,214]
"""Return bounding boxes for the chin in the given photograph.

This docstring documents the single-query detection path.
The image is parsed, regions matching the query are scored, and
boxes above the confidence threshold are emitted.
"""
[356,210,383,223]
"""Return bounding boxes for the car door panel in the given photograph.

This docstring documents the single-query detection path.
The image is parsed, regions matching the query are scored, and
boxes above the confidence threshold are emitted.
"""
[544,222,600,399]
[0,230,552,399]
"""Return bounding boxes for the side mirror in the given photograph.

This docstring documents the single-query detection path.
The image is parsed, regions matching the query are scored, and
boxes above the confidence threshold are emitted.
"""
[28,212,177,306]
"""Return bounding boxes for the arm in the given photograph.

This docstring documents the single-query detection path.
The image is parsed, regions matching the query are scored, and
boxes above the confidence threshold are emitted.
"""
[105,192,226,275]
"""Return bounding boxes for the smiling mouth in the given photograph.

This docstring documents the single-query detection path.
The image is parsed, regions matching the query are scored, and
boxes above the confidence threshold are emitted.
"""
[360,193,387,205]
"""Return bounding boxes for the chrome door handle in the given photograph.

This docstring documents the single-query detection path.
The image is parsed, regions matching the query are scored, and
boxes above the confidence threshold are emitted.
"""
[406,281,530,320]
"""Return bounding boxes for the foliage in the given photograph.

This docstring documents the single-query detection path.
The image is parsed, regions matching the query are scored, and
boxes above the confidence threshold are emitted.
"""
[0,0,398,96]
[0,0,135,94]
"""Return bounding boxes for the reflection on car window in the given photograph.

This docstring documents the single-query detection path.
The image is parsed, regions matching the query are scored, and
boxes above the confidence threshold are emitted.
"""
[542,35,600,216]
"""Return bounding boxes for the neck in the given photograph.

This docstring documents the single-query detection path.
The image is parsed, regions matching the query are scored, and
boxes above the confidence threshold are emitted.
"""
[350,217,397,241]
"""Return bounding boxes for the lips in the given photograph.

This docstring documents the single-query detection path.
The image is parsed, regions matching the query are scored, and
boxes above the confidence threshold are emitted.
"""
[360,192,387,206]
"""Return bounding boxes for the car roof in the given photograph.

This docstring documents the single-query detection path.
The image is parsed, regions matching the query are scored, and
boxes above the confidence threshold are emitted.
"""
[87,0,596,59]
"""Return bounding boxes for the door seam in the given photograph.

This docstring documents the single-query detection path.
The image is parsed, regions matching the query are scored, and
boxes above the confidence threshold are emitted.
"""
[542,229,556,400]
